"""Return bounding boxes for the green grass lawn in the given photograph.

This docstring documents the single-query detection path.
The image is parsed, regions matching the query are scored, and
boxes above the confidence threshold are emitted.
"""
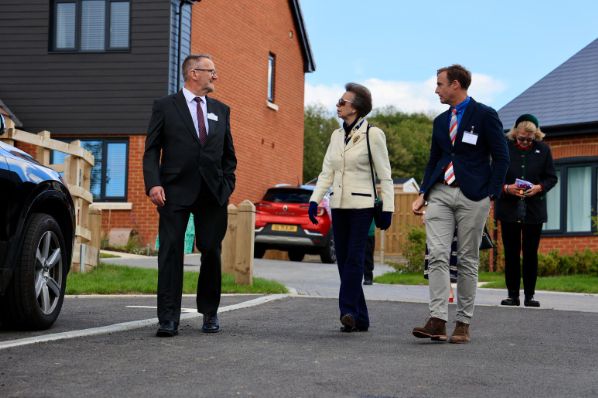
[374,271,503,285]
[374,271,598,293]
[99,252,120,259]
[66,264,288,295]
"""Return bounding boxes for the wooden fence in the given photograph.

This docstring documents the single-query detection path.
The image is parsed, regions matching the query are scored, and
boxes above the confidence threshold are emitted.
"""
[0,116,100,272]
[374,192,421,263]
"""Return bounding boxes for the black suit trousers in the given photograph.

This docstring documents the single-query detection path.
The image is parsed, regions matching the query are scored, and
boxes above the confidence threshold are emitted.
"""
[157,186,228,323]
[500,221,543,298]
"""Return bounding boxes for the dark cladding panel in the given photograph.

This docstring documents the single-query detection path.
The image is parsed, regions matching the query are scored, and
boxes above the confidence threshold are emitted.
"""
[0,0,172,135]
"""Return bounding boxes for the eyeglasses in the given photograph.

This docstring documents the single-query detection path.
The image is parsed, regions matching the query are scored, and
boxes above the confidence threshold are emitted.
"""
[337,98,353,107]
[516,136,534,143]
[193,68,217,77]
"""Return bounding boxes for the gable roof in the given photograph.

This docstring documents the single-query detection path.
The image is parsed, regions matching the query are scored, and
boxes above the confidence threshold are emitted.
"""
[289,0,316,73]
[498,38,598,129]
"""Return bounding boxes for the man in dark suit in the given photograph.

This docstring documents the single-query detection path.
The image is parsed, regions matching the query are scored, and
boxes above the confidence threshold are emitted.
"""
[411,64,509,344]
[143,54,237,337]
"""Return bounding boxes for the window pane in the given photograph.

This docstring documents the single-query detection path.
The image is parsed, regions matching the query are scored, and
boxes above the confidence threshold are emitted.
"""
[55,3,76,49]
[105,143,127,197]
[81,141,103,198]
[81,0,106,51]
[51,150,68,165]
[267,54,275,102]
[566,166,592,232]
[543,170,561,230]
[110,2,130,48]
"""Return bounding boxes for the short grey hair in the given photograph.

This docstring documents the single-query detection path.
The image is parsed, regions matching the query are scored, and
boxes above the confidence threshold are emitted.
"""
[182,53,213,81]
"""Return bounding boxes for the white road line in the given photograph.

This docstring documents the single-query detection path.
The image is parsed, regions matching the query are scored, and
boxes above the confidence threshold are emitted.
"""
[0,294,289,351]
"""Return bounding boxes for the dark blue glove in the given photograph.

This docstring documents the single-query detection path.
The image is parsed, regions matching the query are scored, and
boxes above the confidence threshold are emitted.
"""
[308,201,319,225]
[377,211,392,230]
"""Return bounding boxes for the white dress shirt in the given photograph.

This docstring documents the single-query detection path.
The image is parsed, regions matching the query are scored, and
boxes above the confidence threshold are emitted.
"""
[182,87,209,137]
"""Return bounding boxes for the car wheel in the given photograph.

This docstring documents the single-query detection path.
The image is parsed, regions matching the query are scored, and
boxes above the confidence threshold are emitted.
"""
[320,236,336,264]
[1,213,68,330]
[254,245,266,259]
[288,249,305,262]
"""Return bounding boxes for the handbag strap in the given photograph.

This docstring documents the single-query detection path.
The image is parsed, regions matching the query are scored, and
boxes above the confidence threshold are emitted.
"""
[365,124,379,203]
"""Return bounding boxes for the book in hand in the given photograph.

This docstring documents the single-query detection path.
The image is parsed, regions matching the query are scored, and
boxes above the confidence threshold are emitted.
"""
[515,178,533,191]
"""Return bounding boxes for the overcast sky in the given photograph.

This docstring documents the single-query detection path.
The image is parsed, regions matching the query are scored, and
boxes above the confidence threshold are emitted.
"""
[300,0,598,115]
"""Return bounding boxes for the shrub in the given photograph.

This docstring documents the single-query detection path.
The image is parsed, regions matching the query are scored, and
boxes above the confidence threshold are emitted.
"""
[537,249,598,276]
[402,226,426,273]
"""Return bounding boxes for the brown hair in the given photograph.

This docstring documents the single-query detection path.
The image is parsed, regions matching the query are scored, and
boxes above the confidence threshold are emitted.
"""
[182,54,213,81]
[345,82,372,117]
[437,64,472,90]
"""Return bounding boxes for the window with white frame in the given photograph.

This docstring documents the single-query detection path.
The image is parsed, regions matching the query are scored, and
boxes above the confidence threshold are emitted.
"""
[52,0,130,52]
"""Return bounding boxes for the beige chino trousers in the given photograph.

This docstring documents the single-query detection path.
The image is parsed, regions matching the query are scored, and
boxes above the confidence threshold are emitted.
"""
[424,183,491,324]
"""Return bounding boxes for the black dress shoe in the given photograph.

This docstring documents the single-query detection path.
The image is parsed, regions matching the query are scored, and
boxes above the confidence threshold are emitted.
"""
[363,278,373,285]
[340,313,356,330]
[202,314,220,333]
[156,320,178,337]
[524,297,540,307]
[500,297,520,306]
[340,325,369,333]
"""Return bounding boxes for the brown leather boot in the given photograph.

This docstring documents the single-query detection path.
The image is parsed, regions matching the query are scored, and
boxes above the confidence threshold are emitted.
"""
[449,321,470,344]
[412,317,447,341]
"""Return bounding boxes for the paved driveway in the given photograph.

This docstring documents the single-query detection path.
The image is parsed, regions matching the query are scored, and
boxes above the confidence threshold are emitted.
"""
[1,255,597,397]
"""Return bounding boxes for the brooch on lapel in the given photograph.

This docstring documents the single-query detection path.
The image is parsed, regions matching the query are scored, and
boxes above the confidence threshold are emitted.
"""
[352,135,360,144]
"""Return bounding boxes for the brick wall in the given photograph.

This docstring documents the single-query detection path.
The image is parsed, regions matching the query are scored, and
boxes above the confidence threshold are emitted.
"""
[191,0,306,204]
[106,1,307,245]
[548,133,598,159]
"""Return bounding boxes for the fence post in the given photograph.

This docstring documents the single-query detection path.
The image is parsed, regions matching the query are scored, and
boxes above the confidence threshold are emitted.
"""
[234,200,255,285]
[221,204,238,274]
[35,131,51,166]
[88,207,102,267]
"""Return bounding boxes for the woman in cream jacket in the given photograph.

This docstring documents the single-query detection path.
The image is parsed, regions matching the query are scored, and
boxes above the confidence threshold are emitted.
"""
[308,83,394,332]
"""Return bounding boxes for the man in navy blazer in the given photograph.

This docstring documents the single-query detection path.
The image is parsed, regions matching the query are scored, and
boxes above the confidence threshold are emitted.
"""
[411,64,509,344]
[143,54,237,337]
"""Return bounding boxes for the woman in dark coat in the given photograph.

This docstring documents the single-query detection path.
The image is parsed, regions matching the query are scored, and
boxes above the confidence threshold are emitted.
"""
[495,114,558,307]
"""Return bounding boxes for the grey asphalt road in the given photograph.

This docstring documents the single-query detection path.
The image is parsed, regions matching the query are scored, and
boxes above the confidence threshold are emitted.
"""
[1,297,597,398]
[1,253,597,397]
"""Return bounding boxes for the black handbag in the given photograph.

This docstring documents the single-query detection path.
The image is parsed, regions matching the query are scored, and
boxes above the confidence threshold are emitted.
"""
[365,124,384,228]
[479,225,494,250]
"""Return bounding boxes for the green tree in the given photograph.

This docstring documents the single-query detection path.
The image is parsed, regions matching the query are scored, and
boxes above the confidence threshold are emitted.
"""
[370,107,433,183]
[303,105,338,182]
[302,105,434,184]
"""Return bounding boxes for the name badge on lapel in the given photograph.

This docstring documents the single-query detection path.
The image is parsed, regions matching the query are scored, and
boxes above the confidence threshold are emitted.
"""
[207,113,218,122]
[462,125,478,145]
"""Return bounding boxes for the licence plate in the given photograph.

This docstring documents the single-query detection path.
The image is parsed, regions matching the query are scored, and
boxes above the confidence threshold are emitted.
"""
[272,224,297,232]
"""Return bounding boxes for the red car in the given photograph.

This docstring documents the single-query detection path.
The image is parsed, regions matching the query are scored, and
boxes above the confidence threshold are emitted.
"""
[254,185,335,263]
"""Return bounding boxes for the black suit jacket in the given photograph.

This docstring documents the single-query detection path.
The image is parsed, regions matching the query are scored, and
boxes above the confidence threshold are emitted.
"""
[495,140,557,224]
[143,91,237,206]
[420,98,510,201]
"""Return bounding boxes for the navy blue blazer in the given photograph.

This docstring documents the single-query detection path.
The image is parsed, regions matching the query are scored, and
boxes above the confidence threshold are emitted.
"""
[420,98,509,201]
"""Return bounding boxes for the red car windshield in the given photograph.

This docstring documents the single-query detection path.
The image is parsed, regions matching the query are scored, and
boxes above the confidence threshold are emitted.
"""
[262,188,312,204]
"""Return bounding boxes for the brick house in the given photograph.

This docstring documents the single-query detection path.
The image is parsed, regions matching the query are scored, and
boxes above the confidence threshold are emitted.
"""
[498,38,598,254]
[0,0,315,245]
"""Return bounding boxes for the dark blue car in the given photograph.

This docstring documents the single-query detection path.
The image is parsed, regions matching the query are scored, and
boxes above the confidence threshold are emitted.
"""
[0,138,75,330]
